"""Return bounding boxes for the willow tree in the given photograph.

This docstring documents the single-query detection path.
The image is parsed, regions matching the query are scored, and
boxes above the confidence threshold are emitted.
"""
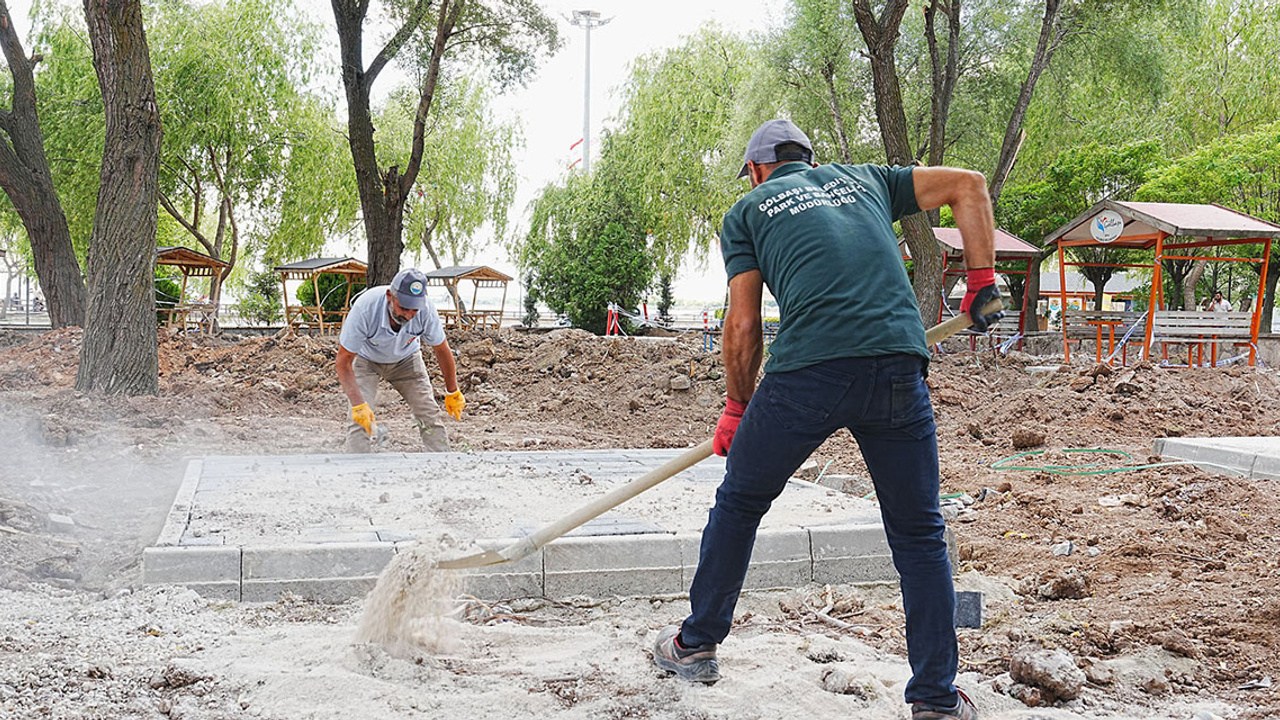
[76,0,162,396]
[151,0,354,314]
[375,74,518,315]
[0,0,86,327]
[331,0,557,285]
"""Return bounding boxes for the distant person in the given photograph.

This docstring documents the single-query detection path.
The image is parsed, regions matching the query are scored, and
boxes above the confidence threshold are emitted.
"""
[335,268,465,452]
[651,118,996,720]
[1209,291,1231,313]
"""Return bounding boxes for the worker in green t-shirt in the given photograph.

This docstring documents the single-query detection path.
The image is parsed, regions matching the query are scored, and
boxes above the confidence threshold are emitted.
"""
[652,119,1000,720]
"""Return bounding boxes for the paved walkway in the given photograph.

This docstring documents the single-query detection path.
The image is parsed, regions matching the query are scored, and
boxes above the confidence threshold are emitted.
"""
[1153,435,1280,479]
[142,449,933,603]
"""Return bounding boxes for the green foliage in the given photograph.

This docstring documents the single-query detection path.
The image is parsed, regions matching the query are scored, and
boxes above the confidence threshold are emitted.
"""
[608,27,752,272]
[521,273,539,327]
[236,268,283,326]
[154,275,182,324]
[296,274,367,322]
[378,74,520,266]
[516,166,655,335]
[149,0,357,265]
[657,274,674,324]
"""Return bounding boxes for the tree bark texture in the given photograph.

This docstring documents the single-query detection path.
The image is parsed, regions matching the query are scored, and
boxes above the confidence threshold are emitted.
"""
[988,0,1064,207]
[0,1,87,328]
[1182,258,1208,311]
[76,0,162,396]
[852,0,943,326]
[924,0,961,226]
[332,0,458,286]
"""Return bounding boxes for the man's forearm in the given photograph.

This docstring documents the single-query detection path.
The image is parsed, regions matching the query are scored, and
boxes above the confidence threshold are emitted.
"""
[432,343,459,393]
[723,320,763,403]
[336,357,364,406]
[952,178,997,269]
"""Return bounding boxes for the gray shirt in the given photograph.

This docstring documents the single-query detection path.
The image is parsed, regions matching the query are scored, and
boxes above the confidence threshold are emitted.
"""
[338,285,445,364]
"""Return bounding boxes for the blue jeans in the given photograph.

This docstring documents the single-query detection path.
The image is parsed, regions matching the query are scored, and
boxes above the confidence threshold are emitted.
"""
[680,354,958,708]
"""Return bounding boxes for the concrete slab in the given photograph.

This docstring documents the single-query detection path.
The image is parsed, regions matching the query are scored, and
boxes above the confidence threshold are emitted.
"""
[142,449,958,602]
[1153,436,1280,479]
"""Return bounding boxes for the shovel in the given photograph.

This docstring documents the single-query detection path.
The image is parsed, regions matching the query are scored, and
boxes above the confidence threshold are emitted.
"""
[437,299,1003,570]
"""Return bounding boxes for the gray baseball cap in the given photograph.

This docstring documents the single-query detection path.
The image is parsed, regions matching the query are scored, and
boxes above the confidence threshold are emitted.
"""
[391,268,430,310]
[737,119,814,178]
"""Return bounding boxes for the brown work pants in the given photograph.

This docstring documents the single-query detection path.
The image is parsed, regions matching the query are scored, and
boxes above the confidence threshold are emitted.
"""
[344,352,450,453]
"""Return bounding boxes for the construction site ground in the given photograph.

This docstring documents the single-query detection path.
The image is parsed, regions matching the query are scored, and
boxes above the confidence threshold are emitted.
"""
[1,326,1278,719]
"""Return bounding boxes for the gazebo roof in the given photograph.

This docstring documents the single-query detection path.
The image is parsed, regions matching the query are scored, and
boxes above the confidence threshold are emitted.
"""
[422,265,514,284]
[1047,200,1280,246]
[932,228,1040,259]
[275,257,368,277]
[156,246,230,270]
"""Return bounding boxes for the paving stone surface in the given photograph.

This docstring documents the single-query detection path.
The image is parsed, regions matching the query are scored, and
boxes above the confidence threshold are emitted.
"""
[142,450,950,602]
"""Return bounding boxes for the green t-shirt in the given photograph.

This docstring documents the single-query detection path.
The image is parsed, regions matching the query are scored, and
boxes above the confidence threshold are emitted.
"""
[720,162,928,374]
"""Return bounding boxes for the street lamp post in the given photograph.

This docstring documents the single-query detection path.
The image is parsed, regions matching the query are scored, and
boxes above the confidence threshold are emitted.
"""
[568,9,611,174]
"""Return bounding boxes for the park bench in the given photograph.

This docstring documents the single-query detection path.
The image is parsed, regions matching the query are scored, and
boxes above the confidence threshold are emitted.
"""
[1151,310,1254,367]
[957,313,1024,352]
[1063,309,1147,365]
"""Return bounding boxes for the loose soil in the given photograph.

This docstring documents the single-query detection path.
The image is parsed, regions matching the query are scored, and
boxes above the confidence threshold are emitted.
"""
[0,326,1276,719]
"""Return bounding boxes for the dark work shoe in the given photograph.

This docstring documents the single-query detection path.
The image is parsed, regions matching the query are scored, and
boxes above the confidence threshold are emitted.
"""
[912,688,979,720]
[652,626,720,684]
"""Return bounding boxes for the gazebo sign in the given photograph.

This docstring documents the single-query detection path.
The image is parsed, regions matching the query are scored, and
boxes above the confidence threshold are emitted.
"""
[1090,210,1124,243]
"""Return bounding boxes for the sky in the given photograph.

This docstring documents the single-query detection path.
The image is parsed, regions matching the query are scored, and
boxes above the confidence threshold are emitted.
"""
[8,0,786,304]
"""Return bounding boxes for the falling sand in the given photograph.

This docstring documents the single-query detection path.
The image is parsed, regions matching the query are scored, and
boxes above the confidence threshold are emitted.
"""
[355,543,464,657]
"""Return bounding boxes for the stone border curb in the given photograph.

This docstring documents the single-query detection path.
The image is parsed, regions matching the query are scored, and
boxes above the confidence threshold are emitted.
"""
[154,459,203,547]
[143,521,952,603]
[1153,437,1280,479]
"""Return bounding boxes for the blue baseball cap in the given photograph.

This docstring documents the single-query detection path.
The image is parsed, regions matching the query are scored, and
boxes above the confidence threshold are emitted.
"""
[391,268,429,310]
[737,119,814,178]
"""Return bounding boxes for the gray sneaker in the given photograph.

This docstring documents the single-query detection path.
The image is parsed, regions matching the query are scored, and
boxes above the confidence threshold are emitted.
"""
[912,688,978,719]
[652,626,720,684]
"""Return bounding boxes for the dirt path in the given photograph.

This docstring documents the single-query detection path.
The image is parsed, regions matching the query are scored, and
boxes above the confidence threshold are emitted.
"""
[0,327,1277,718]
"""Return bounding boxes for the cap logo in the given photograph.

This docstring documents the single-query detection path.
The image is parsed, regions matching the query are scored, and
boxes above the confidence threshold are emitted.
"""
[409,281,424,295]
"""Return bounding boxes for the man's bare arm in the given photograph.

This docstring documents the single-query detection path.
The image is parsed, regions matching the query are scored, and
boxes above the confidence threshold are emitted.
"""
[911,166,996,270]
[431,339,459,394]
[723,270,765,404]
[335,345,364,406]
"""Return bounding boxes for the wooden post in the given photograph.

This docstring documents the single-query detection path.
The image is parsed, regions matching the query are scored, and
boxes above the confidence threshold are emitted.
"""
[280,273,290,328]
[499,280,509,329]
[1058,242,1070,362]
[313,273,323,335]
[1144,232,1166,362]
[471,280,479,326]
[1250,237,1270,366]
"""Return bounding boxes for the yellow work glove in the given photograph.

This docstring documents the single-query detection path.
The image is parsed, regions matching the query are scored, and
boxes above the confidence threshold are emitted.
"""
[350,402,376,435]
[444,390,466,421]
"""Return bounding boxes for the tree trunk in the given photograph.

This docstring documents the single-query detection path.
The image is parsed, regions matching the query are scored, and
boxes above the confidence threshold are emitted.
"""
[0,0,87,328]
[332,0,456,287]
[76,0,162,396]
[821,62,853,164]
[1002,272,1025,312]
[1262,263,1277,334]
[988,0,1063,207]
[853,0,943,325]
[1024,248,1054,318]
[924,0,961,225]
[1183,258,1208,312]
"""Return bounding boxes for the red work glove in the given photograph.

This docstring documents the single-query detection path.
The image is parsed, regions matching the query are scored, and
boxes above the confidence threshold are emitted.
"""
[713,397,747,457]
[960,267,1004,333]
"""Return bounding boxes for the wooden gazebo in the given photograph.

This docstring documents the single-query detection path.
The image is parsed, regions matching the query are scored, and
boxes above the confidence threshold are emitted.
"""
[275,257,368,335]
[1046,201,1280,366]
[423,265,513,329]
[156,246,230,333]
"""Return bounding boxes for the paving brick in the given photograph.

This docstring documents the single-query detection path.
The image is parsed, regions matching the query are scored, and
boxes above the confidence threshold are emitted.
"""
[545,534,682,597]
[242,577,379,604]
[679,528,811,590]
[1251,453,1280,480]
[810,524,897,584]
[242,543,394,581]
[299,530,382,544]
[178,535,226,546]
[143,546,241,585]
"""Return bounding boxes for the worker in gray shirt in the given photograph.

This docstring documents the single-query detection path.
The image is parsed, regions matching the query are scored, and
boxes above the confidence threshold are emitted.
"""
[336,268,465,452]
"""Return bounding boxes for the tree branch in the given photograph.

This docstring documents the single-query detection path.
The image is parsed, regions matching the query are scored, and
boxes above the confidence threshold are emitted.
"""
[401,0,463,195]
[367,0,435,85]
[158,190,214,256]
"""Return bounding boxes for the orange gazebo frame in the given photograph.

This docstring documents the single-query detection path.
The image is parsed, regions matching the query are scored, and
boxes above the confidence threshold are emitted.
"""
[1045,201,1280,366]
